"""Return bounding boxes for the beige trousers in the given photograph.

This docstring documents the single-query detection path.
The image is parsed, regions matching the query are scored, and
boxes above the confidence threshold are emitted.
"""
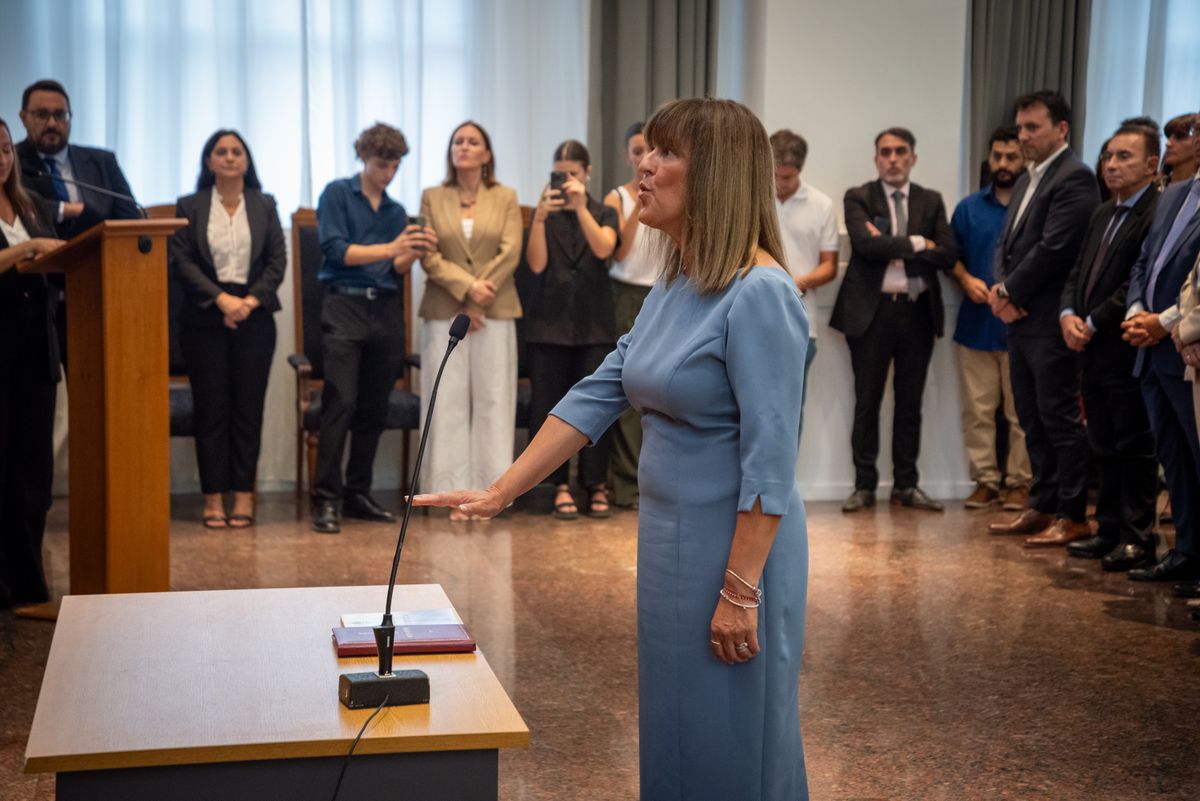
[956,345,1032,488]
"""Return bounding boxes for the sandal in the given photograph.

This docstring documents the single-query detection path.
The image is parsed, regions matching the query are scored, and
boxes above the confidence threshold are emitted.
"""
[588,488,613,519]
[553,487,579,520]
[203,514,228,529]
[228,514,255,529]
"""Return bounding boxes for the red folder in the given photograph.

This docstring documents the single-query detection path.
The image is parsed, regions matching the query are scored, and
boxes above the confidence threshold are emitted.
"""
[331,624,477,658]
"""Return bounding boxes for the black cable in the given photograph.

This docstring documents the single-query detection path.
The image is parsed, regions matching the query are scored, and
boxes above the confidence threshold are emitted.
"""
[330,693,389,801]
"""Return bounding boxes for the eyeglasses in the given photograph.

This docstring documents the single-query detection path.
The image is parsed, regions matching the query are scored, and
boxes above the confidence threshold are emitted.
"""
[28,109,71,123]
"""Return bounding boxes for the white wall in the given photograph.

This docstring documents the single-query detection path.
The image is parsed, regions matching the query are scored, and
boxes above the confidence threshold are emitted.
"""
[753,0,974,500]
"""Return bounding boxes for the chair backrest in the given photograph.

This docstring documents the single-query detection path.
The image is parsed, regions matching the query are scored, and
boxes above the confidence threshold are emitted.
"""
[290,207,413,386]
[146,202,189,377]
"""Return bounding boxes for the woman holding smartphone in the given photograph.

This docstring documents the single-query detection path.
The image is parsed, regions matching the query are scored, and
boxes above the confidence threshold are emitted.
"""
[417,121,523,520]
[524,140,619,518]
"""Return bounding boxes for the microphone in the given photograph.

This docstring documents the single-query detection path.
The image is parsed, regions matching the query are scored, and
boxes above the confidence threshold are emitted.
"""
[339,313,471,710]
[23,166,147,219]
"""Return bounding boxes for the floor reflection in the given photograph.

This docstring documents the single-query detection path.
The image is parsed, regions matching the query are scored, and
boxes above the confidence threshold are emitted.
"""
[0,494,1196,801]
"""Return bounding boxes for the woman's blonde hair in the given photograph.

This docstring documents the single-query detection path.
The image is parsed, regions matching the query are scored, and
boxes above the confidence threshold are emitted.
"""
[642,97,786,294]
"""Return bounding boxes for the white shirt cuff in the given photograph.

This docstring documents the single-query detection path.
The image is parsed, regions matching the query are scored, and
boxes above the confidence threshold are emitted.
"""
[1160,305,1182,331]
[57,201,65,223]
[1060,308,1076,320]
[1126,302,1145,319]
[909,235,926,253]
[1085,315,1096,333]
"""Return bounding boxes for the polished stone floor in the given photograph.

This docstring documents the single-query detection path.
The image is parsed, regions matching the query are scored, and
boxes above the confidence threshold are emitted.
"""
[1,492,1197,801]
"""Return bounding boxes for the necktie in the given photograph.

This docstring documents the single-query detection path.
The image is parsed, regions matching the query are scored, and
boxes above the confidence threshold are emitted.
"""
[1082,206,1130,306]
[43,156,70,202]
[892,190,907,236]
[1146,179,1200,308]
[892,190,919,299]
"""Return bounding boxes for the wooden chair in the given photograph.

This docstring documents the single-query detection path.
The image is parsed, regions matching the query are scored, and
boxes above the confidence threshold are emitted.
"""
[145,202,197,439]
[287,208,420,498]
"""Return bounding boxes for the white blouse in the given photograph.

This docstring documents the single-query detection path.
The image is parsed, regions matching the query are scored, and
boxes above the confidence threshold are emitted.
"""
[208,191,251,284]
[461,216,475,242]
[0,213,32,248]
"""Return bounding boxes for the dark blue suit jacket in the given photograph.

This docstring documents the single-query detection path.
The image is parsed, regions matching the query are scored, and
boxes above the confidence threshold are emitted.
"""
[993,148,1099,338]
[1127,178,1200,378]
[16,139,141,240]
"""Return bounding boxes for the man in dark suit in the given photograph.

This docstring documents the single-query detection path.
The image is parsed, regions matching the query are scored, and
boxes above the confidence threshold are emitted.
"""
[16,80,140,237]
[1058,124,1161,569]
[988,90,1099,547]
[831,127,955,512]
[1120,125,1200,583]
[17,79,141,367]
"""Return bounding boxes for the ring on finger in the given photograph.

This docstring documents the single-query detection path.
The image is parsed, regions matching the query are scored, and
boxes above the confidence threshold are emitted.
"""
[735,642,750,653]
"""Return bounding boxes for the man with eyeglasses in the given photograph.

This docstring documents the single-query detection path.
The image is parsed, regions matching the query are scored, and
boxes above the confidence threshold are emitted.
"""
[16,79,140,240]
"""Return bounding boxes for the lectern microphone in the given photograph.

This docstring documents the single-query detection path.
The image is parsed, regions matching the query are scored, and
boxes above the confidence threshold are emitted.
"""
[339,313,471,710]
[22,167,147,218]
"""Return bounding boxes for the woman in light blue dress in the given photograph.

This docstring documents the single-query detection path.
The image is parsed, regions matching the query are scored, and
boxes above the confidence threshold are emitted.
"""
[415,97,810,801]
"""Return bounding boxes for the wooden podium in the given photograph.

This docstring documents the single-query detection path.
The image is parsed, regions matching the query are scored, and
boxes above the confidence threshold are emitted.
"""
[20,218,186,598]
[24,584,530,800]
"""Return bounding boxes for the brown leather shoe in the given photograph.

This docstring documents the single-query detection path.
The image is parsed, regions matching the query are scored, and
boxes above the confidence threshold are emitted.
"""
[1002,486,1029,511]
[988,508,1053,535]
[1024,518,1092,548]
[965,483,1000,509]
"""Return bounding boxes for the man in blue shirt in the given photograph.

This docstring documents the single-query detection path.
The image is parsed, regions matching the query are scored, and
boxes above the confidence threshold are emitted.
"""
[312,123,436,533]
[950,126,1031,510]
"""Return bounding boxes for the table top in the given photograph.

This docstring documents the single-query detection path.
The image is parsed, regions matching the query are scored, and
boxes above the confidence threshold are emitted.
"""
[25,585,529,773]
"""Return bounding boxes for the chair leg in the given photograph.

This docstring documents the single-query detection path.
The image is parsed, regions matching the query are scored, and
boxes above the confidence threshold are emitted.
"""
[401,430,412,496]
[296,427,305,502]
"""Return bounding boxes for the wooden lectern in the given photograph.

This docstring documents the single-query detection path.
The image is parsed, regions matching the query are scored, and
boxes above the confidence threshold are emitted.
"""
[20,218,186,601]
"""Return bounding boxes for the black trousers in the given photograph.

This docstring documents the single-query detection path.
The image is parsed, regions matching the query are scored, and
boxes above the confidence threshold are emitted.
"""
[314,292,404,502]
[179,303,276,494]
[1141,364,1200,557]
[846,293,935,491]
[0,311,56,609]
[1081,353,1157,545]
[1008,334,1089,521]
[528,342,612,487]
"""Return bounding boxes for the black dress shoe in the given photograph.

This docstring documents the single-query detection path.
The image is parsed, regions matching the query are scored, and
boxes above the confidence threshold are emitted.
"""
[312,500,341,534]
[842,489,875,513]
[1101,542,1157,572]
[1067,534,1118,559]
[343,492,396,522]
[1127,549,1200,582]
[890,486,944,512]
[1172,581,1200,598]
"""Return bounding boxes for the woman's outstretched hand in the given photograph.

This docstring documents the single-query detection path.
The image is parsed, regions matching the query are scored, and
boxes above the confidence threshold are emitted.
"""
[411,487,509,519]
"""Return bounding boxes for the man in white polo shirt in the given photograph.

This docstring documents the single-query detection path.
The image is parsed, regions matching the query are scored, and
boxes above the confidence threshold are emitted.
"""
[771,129,840,438]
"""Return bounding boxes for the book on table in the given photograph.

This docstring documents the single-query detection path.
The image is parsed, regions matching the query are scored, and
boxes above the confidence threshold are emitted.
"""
[331,623,477,657]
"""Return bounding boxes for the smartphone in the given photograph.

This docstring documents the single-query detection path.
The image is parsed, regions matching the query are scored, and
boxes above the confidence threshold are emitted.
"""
[549,171,566,197]
[872,215,891,235]
[412,215,427,230]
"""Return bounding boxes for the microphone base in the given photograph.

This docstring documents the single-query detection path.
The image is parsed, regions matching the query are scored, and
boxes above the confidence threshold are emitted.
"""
[338,669,430,709]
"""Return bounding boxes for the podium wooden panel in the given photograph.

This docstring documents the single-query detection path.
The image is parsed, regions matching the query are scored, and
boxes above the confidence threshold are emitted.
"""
[24,584,529,800]
[21,219,186,596]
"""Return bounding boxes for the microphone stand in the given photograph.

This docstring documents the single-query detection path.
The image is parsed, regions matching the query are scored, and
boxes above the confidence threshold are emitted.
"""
[339,313,470,709]
[23,167,147,218]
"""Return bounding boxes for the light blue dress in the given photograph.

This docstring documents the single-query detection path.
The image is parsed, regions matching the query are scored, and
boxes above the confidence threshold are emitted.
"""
[551,266,810,801]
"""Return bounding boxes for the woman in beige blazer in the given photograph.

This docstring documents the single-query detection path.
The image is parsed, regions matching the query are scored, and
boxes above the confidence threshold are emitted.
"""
[418,121,522,519]
[1173,251,1200,444]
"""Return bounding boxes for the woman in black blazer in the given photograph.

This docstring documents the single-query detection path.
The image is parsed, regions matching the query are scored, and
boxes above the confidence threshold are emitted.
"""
[0,117,65,609]
[169,130,286,528]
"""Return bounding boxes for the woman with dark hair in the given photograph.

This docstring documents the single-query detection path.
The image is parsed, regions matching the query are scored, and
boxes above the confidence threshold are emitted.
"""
[1162,113,1198,188]
[169,129,286,528]
[0,117,64,609]
[524,139,619,518]
[416,98,811,799]
[417,121,522,519]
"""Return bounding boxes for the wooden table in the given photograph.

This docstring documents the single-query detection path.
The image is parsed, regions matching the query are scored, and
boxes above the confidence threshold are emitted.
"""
[24,585,530,800]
